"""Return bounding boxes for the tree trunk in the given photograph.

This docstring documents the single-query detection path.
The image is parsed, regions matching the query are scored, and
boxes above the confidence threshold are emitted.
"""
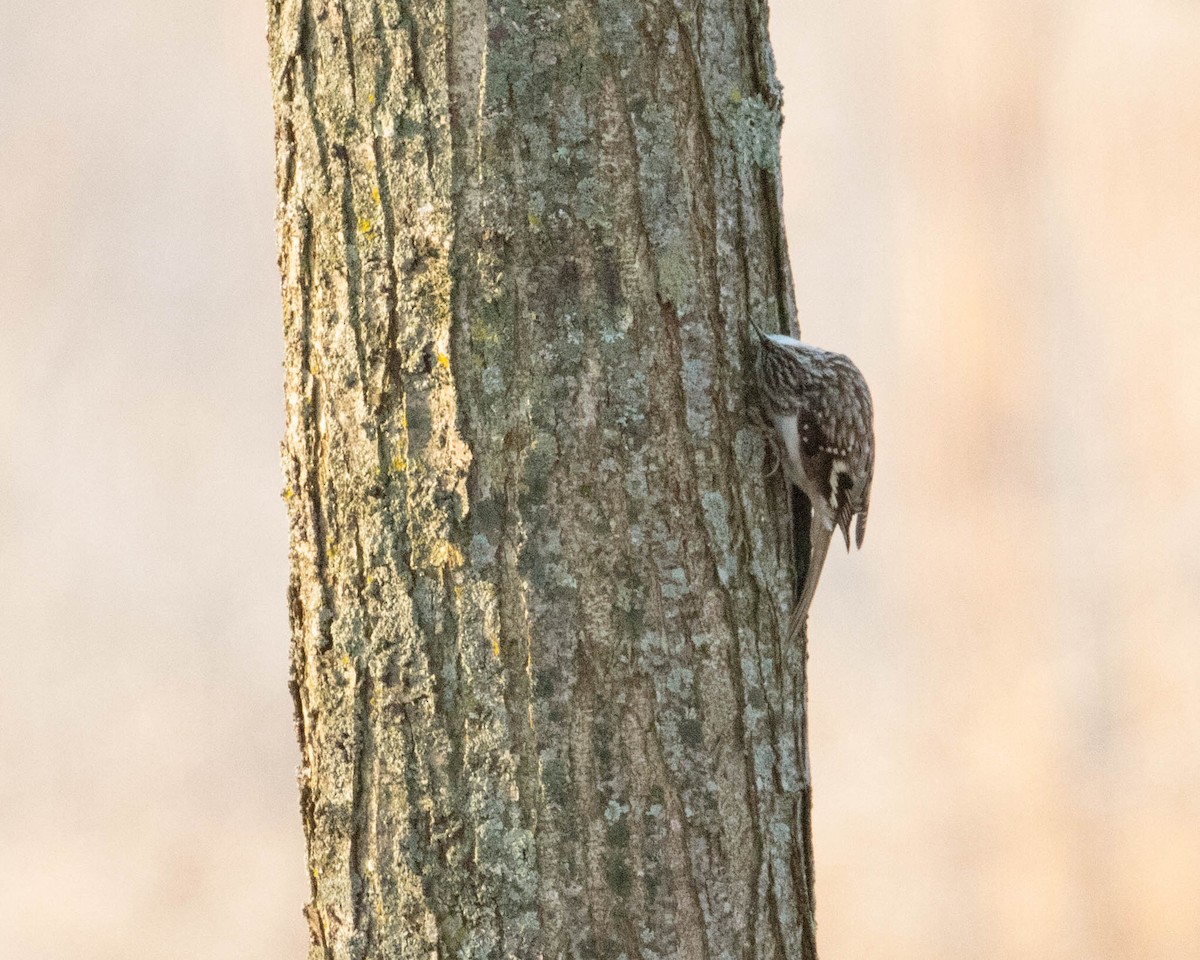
[268,0,816,956]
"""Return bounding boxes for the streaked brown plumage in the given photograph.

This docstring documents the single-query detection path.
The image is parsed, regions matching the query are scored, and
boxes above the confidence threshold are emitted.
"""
[753,325,875,620]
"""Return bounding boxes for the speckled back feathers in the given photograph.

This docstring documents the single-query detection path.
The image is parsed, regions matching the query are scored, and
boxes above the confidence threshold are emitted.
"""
[754,330,875,548]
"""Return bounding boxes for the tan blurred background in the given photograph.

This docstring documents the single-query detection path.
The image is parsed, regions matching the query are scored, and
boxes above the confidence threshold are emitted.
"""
[2,1,1197,958]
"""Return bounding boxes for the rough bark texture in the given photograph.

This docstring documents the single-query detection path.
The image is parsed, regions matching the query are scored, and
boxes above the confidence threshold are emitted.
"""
[268,0,815,957]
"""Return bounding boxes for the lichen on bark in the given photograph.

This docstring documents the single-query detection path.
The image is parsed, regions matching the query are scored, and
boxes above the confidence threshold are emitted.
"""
[269,0,816,957]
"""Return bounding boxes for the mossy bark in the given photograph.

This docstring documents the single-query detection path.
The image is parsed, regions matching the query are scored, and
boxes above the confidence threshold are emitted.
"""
[268,0,815,957]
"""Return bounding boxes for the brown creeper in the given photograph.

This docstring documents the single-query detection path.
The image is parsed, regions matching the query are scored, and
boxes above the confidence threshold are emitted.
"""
[753,325,875,620]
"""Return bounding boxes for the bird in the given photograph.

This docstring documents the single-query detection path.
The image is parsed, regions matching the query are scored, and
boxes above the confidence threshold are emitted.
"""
[751,322,875,625]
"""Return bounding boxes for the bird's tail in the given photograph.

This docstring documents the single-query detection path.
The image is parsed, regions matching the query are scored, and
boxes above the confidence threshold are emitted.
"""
[790,485,811,600]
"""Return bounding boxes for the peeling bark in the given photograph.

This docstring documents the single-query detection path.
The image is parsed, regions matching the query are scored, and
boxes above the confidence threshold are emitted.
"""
[268,0,817,957]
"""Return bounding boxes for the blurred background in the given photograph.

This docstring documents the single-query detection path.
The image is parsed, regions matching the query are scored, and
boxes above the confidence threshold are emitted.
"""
[1,1,1197,957]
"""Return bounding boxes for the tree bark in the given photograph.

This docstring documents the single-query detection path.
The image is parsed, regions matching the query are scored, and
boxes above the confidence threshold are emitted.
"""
[268,0,816,957]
